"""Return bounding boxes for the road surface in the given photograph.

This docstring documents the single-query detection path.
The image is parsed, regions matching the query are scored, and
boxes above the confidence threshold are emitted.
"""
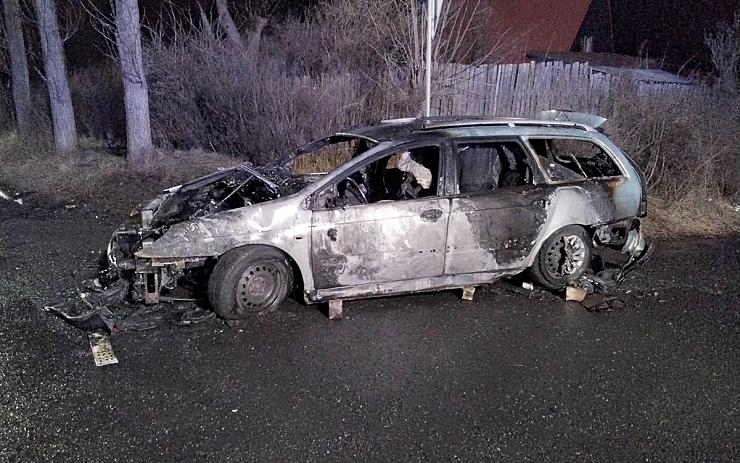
[1,201,737,462]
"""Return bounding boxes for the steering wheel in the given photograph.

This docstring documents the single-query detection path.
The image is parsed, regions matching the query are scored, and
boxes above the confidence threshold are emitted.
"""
[342,177,368,204]
[399,173,421,199]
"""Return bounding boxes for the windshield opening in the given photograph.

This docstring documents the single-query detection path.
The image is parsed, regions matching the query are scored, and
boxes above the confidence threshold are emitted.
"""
[149,135,380,226]
[278,135,378,176]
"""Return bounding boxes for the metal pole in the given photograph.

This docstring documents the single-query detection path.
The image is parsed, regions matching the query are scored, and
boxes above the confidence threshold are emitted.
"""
[424,0,433,117]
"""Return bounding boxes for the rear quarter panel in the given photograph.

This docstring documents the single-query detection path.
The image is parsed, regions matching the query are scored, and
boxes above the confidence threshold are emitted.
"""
[523,132,644,265]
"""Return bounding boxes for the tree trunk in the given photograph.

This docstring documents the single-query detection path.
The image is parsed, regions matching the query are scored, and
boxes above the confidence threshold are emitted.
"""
[2,0,32,133]
[197,3,214,42]
[114,0,152,167]
[216,0,245,52]
[34,0,76,152]
[246,17,268,60]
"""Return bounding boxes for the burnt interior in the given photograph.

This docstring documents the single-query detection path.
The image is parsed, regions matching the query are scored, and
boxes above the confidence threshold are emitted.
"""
[322,145,441,207]
[529,138,622,181]
[457,141,534,192]
[152,167,314,228]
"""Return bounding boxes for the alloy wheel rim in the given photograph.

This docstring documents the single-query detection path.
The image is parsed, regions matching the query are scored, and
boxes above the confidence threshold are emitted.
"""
[544,234,586,277]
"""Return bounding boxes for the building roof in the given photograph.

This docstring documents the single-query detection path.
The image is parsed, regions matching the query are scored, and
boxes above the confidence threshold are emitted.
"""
[525,51,694,85]
[590,66,695,85]
[488,0,593,63]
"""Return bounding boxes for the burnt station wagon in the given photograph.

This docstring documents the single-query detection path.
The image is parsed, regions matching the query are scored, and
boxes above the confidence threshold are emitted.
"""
[107,111,648,319]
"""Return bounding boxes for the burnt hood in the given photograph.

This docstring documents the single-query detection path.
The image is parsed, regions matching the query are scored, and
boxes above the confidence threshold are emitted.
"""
[144,162,313,230]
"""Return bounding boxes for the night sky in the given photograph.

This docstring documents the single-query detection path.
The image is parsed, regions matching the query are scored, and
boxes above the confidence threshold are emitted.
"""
[580,0,738,70]
[47,0,740,72]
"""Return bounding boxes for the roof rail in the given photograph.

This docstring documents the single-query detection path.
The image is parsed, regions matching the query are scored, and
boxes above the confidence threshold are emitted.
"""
[536,110,607,129]
[421,118,595,132]
[379,117,417,125]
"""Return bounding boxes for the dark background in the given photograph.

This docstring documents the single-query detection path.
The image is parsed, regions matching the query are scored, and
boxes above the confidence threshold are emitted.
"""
[63,0,738,70]
[578,0,738,71]
[5,1,739,75]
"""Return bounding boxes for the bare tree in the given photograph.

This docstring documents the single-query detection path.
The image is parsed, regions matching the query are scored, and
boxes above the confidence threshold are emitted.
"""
[705,12,740,94]
[245,16,267,59]
[216,0,269,60]
[365,0,511,112]
[34,0,76,152]
[2,0,32,132]
[114,0,152,166]
[215,0,244,51]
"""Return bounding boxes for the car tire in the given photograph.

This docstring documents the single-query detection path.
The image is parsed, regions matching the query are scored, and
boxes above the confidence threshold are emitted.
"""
[208,246,293,320]
[530,225,592,290]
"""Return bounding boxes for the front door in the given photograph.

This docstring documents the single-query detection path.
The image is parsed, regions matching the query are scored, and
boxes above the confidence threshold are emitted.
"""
[310,142,449,289]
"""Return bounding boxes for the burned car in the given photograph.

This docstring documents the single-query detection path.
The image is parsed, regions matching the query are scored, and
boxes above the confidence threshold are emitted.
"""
[107,111,649,320]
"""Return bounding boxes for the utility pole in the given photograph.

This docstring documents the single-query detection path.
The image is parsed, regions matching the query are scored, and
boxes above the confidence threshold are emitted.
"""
[424,0,443,117]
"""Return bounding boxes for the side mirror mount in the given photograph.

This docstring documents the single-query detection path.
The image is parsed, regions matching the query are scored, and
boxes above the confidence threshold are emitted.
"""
[310,184,343,211]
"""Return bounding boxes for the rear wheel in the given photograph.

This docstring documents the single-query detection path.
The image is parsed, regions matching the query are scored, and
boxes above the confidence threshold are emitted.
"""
[531,225,592,290]
[208,247,293,319]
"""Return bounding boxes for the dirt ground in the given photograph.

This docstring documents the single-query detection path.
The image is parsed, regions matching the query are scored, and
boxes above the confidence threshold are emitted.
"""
[0,199,738,462]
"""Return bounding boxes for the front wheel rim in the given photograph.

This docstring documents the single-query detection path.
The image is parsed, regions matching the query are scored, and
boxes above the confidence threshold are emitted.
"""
[544,234,587,278]
[236,262,282,312]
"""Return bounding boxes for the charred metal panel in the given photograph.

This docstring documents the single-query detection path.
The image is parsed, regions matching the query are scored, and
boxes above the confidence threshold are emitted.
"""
[310,198,450,289]
[445,185,552,274]
[136,195,317,290]
[445,176,642,276]
[311,270,519,302]
[521,179,640,267]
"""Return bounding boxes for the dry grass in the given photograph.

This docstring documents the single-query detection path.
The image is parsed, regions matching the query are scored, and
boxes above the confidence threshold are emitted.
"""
[0,132,231,216]
[643,196,740,238]
[290,143,356,175]
[3,131,737,238]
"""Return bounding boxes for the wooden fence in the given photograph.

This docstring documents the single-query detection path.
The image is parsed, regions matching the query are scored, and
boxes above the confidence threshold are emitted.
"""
[432,61,699,118]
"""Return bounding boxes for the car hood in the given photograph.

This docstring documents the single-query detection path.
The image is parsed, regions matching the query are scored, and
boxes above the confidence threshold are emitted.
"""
[135,194,307,259]
[141,162,317,230]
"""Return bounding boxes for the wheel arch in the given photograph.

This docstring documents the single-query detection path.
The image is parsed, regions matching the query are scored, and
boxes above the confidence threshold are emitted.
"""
[215,243,306,294]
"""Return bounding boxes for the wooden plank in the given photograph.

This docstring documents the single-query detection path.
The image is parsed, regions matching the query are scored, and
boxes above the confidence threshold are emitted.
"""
[507,64,518,116]
[492,63,502,116]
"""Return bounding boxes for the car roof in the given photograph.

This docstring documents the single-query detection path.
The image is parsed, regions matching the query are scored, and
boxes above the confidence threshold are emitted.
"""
[341,115,599,143]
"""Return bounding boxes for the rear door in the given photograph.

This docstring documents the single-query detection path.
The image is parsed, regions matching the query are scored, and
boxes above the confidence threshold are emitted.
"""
[444,138,553,274]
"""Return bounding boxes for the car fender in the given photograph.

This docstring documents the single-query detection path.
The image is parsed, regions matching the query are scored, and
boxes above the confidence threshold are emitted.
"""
[136,195,316,289]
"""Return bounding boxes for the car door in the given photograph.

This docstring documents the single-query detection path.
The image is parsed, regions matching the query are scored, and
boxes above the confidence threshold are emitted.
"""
[310,140,451,290]
[444,137,553,274]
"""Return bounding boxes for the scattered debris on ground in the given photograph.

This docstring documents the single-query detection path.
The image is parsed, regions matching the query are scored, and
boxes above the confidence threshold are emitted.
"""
[565,286,588,302]
[581,294,625,313]
[44,266,218,335]
[88,331,118,367]
[0,188,23,205]
[563,242,655,312]
[45,299,217,334]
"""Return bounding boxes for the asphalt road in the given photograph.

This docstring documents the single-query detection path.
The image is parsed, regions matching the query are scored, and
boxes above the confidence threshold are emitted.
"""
[1,200,738,462]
